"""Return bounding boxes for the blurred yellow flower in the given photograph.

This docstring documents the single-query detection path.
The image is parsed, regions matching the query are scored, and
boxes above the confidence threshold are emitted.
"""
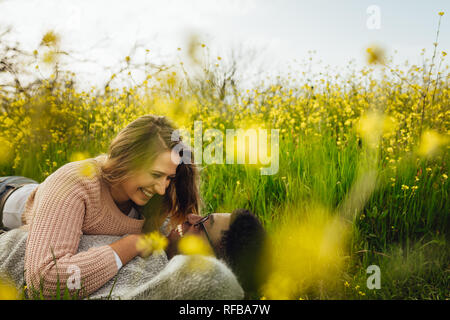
[42,50,57,65]
[0,276,20,300]
[136,231,168,258]
[418,130,448,157]
[366,45,385,65]
[0,136,14,165]
[78,162,96,178]
[438,12,444,16]
[178,235,213,256]
[41,31,60,47]
[262,206,349,299]
[357,112,395,147]
[70,152,90,162]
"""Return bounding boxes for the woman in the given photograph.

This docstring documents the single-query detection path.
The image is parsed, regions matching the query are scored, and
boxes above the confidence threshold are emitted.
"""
[0,114,201,298]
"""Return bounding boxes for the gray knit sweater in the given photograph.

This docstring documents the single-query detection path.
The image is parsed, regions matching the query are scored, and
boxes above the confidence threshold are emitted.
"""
[0,229,244,300]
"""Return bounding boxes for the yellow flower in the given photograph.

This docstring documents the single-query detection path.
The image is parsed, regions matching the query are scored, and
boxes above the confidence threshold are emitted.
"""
[443,174,448,180]
[42,50,57,65]
[358,291,366,296]
[41,31,60,47]
[418,130,448,157]
[70,151,90,162]
[344,281,350,288]
[78,162,96,178]
[0,136,14,165]
[401,185,409,190]
[0,276,20,300]
[366,45,385,65]
[357,112,385,146]
[438,12,444,16]
[136,231,168,258]
[178,235,213,256]
[262,207,348,299]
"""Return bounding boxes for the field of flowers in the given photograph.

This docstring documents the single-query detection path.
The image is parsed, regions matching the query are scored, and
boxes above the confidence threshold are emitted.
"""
[0,15,448,299]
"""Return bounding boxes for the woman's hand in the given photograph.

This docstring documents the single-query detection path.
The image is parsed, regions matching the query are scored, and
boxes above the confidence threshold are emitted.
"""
[109,234,142,265]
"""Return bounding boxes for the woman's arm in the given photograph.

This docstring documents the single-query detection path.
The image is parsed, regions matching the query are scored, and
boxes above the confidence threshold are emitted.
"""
[24,167,119,299]
[108,234,141,266]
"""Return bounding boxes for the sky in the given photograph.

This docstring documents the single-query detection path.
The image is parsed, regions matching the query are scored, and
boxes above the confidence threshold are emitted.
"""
[0,0,449,87]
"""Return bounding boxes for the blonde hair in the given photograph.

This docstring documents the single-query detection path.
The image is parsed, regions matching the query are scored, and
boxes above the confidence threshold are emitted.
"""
[99,115,201,224]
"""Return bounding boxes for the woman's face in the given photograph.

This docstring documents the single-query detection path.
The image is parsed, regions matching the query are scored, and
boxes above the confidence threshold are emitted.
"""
[111,150,180,206]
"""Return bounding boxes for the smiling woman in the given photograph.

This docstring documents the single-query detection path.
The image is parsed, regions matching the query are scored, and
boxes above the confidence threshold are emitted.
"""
[99,115,200,222]
[108,151,180,214]
[7,114,202,298]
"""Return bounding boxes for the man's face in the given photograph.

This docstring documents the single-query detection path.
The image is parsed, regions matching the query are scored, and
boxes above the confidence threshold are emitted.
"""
[170,213,231,254]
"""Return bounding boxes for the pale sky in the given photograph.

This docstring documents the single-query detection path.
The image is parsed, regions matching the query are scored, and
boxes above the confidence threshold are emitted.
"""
[0,0,449,87]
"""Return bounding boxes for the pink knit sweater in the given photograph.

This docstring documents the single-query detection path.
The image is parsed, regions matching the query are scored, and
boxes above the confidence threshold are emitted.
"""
[21,155,145,298]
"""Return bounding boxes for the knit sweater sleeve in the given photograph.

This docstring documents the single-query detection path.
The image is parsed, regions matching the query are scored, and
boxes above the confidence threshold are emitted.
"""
[24,161,118,299]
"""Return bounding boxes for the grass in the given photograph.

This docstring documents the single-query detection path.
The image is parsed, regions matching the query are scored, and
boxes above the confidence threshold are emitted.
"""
[0,14,449,299]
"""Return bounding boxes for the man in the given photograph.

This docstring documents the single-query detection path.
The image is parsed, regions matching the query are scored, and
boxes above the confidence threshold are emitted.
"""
[1,191,266,299]
[166,209,268,298]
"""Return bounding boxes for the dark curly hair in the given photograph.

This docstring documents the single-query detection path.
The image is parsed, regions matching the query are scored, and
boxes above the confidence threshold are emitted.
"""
[218,209,267,298]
